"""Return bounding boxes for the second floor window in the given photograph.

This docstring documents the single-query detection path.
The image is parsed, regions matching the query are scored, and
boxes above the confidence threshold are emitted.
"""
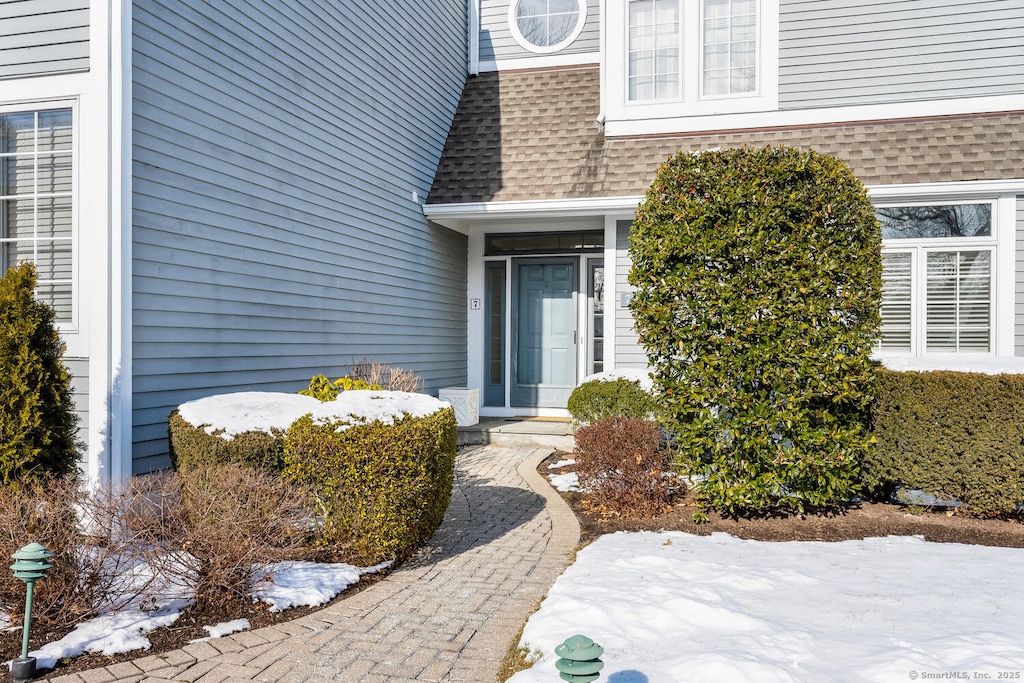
[627,0,758,103]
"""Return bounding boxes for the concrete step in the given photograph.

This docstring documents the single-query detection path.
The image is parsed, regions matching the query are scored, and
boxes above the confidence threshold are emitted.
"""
[457,417,575,451]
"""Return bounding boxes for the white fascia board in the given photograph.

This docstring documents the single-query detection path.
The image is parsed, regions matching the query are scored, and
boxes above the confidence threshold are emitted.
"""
[867,179,1024,199]
[425,180,1024,229]
[478,52,599,74]
[423,195,643,228]
[605,94,1024,138]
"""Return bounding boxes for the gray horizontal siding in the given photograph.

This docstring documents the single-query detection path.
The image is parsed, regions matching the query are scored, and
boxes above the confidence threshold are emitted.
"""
[64,356,88,469]
[131,0,468,472]
[0,0,89,79]
[1017,197,1024,357]
[480,0,599,64]
[615,220,646,369]
[779,0,1024,108]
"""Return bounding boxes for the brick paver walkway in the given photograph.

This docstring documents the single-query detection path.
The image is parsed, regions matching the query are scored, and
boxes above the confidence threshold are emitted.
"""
[51,445,579,683]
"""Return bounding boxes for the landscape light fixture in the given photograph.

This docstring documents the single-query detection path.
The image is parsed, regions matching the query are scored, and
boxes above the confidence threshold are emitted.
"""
[10,542,54,682]
[554,633,604,682]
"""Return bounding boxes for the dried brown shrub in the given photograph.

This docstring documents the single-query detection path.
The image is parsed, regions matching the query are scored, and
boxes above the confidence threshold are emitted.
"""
[123,465,313,610]
[0,478,146,629]
[574,417,678,517]
[347,357,424,393]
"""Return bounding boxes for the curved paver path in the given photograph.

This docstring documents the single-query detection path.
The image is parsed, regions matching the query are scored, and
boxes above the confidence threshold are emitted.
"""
[52,445,580,683]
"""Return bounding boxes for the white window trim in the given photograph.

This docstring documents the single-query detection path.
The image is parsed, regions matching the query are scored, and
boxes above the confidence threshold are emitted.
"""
[873,193,1016,359]
[603,0,779,127]
[0,99,80,340]
[508,0,588,55]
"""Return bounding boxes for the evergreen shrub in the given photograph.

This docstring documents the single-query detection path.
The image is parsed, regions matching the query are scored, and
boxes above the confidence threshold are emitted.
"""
[0,263,80,486]
[283,406,457,565]
[567,378,657,427]
[864,368,1024,516]
[168,410,288,472]
[574,416,674,517]
[629,146,882,516]
[299,374,381,401]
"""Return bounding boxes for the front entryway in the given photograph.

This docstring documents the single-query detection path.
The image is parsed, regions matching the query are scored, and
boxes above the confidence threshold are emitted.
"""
[512,258,577,407]
[481,229,604,410]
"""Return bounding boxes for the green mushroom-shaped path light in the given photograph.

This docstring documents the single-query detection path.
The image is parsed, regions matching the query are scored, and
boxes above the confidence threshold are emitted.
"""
[10,542,54,681]
[554,634,604,683]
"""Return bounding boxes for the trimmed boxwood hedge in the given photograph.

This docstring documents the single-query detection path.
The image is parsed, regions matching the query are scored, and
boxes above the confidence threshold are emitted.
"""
[283,407,457,565]
[168,411,287,472]
[864,368,1024,516]
[567,378,657,427]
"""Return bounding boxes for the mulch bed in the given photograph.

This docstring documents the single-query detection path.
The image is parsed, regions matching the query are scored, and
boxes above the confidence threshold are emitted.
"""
[541,452,1024,549]
[0,568,393,680]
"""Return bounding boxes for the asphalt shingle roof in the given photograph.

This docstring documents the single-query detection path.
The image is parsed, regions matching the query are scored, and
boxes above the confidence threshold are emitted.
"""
[428,66,1024,205]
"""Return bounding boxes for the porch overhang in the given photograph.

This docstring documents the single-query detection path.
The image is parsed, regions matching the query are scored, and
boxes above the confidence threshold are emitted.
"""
[422,195,643,232]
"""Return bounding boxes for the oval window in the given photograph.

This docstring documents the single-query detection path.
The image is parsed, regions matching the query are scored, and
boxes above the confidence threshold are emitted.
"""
[508,0,587,54]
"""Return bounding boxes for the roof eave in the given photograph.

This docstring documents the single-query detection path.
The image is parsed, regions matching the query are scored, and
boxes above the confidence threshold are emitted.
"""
[422,195,645,231]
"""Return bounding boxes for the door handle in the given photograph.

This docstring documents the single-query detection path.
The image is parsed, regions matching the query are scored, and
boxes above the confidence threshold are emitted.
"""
[574,330,578,345]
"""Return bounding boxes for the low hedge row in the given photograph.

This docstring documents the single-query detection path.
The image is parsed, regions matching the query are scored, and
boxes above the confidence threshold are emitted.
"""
[284,408,457,565]
[569,366,1024,517]
[863,368,1024,516]
[567,377,657,427]
[168,390,457,564]
[168,411,288,472]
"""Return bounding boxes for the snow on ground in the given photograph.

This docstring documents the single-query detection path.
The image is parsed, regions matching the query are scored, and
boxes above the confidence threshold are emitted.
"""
[547,472,580,493]
[190,619,251,643]
[580,369,655,392]
[176,390,450,440]
[548,459,575,469]
[23,559,386,669]
[509,531,1024,683]
[253,560,390,612]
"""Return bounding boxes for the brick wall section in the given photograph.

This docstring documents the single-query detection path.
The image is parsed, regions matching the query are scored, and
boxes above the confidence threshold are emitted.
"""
[428,66,1024,204]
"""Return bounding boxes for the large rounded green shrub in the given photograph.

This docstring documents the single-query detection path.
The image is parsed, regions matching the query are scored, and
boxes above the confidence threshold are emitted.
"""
[283,392,457,565]
[629,146,882,516]
[0,263,80,486]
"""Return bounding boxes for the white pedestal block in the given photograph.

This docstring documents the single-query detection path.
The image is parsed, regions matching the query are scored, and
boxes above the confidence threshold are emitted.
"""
[439,387,479,426]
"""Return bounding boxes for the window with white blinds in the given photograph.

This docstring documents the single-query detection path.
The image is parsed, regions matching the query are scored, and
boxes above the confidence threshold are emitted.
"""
[628,0,681,101]
[0,109,74,322]
[703,0,757,96]
[627,0,758,103]
[876,204,995,355]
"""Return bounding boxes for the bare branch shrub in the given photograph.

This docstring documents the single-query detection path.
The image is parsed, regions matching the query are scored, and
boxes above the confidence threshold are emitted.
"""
[0,478,146,629]
[122,465,313,611]
[574,417,678,517]
[347,357,424,393]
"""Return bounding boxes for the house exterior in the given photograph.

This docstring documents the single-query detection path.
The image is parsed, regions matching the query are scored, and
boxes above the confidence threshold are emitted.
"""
[4,1,1024,481]
[1,0,470,480]
[425,0,1024,417]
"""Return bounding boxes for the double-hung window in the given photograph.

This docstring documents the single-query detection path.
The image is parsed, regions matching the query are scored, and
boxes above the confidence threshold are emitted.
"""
[0,108,74,323]
[876,203,995,355]
[607,0,777,132]
[627,0,759,103]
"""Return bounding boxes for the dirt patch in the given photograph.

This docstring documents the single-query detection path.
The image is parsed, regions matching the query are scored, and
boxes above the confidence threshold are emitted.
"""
[541,453,1024,549]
